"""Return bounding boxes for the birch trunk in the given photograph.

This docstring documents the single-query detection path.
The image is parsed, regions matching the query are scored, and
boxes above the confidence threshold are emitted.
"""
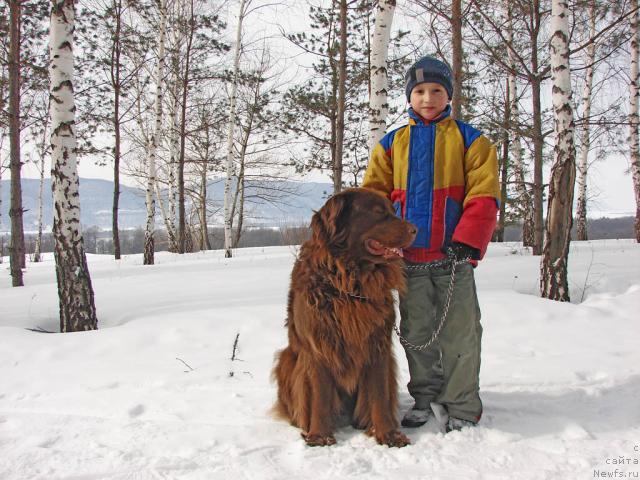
[368,0,395,153]
[575,0,597,241]
[154,178,178,250]
[143,0,168,265]
[9,0,25,286]
[49,0,98,330]
[333,0,347,194]
[159,67,180,252]
[540,0,576,301]
[34,118,49,263]
[199,165,210,250]
[506,3,534,247]
[223,0,246,258]
[232,174,245,248]
[630,0,640,243]
[152,79,178,253]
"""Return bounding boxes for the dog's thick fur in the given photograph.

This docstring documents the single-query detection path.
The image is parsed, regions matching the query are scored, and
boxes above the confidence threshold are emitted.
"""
[272,188,417,447]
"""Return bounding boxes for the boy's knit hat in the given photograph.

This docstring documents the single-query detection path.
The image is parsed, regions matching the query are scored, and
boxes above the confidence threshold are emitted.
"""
[405,55,453,101]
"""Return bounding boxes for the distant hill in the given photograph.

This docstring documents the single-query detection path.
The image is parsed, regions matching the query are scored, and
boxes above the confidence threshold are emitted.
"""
[0,178,635,239]
[0,177,332,233]
[502,217,636,241]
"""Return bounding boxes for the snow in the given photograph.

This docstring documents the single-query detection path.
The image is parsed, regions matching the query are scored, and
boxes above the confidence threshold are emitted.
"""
[1,240,639,479]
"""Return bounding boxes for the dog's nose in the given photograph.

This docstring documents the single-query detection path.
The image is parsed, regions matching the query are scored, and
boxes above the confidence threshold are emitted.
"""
[408,224,418,235]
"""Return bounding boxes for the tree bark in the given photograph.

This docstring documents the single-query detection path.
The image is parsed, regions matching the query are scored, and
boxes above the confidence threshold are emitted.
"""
[495,77,509,243]
[575,0,597,241]
[143,0,168,266]
[9,0,25,286]
[630,0,640,243]
[528,0,544,255]
[506,1,534,246]
[178,0,195,254]
[111,0,122,260]
[368,0,395,153]
[50,0,98,330]
[33,117,49,263]
[223,0,246,258]
[199,164,210,250]
[540,0,576,302]
[333,0,347,194]
[451,0,463,120]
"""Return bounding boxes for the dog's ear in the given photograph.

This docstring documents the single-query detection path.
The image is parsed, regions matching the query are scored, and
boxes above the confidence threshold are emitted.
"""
[311,192,350,248]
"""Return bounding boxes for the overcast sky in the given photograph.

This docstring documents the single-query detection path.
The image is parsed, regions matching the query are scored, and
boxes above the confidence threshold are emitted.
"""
[12,0,638,219]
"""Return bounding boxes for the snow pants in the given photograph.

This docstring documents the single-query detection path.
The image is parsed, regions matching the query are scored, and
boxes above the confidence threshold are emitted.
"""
[399,261,483,423]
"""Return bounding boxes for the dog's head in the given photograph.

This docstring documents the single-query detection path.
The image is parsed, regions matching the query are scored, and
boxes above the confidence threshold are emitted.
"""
[310,188,417,264]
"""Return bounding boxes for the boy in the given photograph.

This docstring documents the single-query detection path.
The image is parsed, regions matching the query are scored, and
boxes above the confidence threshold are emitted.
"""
[362,55,500,432]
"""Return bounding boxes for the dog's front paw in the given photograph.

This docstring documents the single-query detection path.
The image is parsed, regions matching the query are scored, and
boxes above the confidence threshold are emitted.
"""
[302,432,337,447]
[367,427,411,447]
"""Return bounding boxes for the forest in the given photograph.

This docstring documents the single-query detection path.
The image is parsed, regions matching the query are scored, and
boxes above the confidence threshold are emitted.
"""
[1,0,639,329]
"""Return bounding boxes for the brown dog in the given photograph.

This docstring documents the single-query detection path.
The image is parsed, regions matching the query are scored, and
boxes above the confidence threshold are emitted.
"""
[272,188,417,447]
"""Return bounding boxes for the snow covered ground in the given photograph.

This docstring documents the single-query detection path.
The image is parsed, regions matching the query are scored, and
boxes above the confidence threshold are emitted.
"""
[1,240,639,480]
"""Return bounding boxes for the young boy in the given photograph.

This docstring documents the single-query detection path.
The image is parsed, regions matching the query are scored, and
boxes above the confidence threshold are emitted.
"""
[362,55,500,432]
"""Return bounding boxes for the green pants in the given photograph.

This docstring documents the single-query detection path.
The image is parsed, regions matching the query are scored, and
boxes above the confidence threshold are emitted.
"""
[399,262,483,423]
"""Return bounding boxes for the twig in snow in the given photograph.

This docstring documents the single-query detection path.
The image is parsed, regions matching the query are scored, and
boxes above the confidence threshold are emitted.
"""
[579,247,596,303]
[24,326,54,333]
[176,357,194,372]
[231,332,240,361]
[229,332,249,378]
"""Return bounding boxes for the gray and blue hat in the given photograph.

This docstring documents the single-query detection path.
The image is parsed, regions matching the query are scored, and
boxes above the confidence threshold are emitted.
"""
[405,55,454,101]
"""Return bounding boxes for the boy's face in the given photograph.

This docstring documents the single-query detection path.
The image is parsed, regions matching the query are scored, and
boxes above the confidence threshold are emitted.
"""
[409,82,449,122]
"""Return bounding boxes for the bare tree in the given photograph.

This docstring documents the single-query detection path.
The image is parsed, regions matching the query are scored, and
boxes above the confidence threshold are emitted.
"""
[8,0,25,286]
[333,0,348,193]
[575,0,597,241]
[177,0,195,253]
[110,0,126,259]
[540,0,576,301]
[50,0,98,330]
[368,0,395,152]
[223,0,247,259]
[506,1,534,247]
[451,0,463,119]
[631,0,640,242]
[143,0,168,265]
[33,100,49,263]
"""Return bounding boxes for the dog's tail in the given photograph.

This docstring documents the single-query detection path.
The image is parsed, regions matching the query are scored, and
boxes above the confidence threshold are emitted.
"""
[270,347,297,422]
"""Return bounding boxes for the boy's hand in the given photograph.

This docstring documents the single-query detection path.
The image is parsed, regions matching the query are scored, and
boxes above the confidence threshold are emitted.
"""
[444,242,480,262]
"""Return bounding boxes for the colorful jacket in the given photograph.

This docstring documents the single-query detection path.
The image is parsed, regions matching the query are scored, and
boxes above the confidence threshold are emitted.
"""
[362,106,500,263]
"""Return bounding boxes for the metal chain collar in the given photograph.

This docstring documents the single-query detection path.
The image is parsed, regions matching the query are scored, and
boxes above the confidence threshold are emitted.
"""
[394,255,471,351]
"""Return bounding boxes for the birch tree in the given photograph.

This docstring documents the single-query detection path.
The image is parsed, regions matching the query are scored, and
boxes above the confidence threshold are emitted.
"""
[540,0,576,301]
[468,0,549,255]
[223,0,246,259]
[33,104,50,263]
[630,0,640,242]
[49,0,98,330]
[177,0,195,254]
[575,0,597,241]
[333,0,348,193]
[506,2,534,247]
[368,0,395,152]
[143,0,168,266]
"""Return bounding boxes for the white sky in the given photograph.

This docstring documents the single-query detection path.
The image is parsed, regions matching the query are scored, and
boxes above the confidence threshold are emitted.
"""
[12,0,638,218]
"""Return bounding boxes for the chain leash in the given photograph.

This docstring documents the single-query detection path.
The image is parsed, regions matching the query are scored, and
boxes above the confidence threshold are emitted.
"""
[394,255,470,351]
